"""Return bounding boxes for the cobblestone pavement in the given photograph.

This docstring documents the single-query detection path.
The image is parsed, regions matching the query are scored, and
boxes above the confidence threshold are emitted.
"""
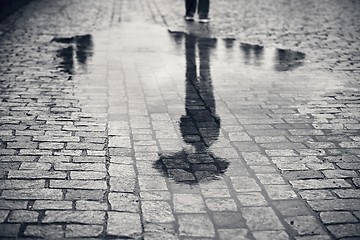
[151,0,360,73]
[0,0,359,239]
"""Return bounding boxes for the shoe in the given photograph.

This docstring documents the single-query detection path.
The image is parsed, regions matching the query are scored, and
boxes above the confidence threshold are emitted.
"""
[198,18,210,23]
[184,16,195,21]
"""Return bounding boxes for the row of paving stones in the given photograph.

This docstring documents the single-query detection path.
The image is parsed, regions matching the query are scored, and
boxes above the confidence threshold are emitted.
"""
[150,0,360,74]
[0,0,119,238]
[148,2,360,237]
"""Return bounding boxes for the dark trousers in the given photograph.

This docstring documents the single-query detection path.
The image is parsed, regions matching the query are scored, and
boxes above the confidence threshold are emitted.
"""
[185,0,209,18]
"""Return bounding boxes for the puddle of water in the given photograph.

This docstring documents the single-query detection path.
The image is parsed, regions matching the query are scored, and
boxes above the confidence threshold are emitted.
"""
[52,34,93,75]
[51,26,346,185]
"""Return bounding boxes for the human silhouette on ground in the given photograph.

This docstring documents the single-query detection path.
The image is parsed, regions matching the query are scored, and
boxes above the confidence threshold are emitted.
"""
[52,34,93,74]
[154,34,229,184]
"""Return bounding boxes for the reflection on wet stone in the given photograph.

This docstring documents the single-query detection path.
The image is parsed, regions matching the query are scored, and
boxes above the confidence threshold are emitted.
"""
[55,46,74,75]
[240,43,264,66]
[223,38,236,49]
[52,34,93,74]
[154,34,229,184]
[275,48,305,72]
[239,42,305,71]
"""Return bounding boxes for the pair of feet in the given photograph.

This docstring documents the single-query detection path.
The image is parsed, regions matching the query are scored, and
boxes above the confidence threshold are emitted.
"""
[184,15,210,23]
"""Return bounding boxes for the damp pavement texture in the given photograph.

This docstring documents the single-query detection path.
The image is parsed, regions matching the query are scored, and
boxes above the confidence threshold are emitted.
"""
[0,0,359,239]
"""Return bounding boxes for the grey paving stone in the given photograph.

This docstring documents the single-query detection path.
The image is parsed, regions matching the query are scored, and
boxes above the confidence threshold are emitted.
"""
[285,216,326,235]
[333,189,360,199]
[233,142,261,152]
[7,170,66,179]
[228,132,252,141]
[254,136,288,143]
[205,198,237,211]
[65,190,105,201]
[173,194,206,213]
[70,171,106,180]
[320,211,358,224]
[144,231,179,240]
[327,223,360,239]
[242,207,284,231]
[39,142,64,149]
[282,171,324,180]
[0,180,46,189]
[65,224,103,238]
[39,155,71,163]
[306,163,336,171]
[336,162,360,170]
[32,200,73,210]
[138,176,168,191]
[307,199,360,211]
[7,210,39,223]
[54,162,105,171]
[0,200,28,210]
[110,176,136,193]
[143,222,178,239]
[76,200,108,210]
[1,189,63,200]
[250,165,280,173]
[230,177,261,192]
[0,223,20,237]
[178,214,215,238]
[252,230,289,240]
[218,228,250,240]
[110,156,134,164]
[264,185,297,200]
[322,169,358,179]
[273,200,312,217]
[241,152,271,165]
[109,192,139,212]
[213,212,247,228]
[294,235,331,240]
[256,174,286,185]
[142,200,175,223]
[43,210,105,224]
[19,162,52,170]
[237,192,268,207]
[24,225,64,239]
[140,191,171,201]
[107,212,142,237]
[201,188,231,198]
[354,178,360,188]
[266,150,298,157]
[0,210,9,222]
[289,179,352,190]
[50,180,107,190]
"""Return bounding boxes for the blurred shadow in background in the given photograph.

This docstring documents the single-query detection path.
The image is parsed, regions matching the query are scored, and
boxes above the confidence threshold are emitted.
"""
[52,34,93,75]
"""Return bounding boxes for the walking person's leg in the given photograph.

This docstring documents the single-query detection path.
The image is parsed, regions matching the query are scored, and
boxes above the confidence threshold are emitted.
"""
[198,0,210,22]
[185,0,197,20]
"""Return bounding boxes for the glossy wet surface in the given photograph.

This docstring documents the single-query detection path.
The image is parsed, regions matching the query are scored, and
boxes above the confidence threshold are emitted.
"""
[0,0,359,239]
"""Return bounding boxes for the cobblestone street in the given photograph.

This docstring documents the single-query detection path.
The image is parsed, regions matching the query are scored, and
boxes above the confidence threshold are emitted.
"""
[0,0,359,239]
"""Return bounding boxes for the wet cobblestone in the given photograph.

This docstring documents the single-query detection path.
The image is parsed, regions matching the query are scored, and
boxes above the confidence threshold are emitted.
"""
[151,0,360,73]
[0,0,359,239]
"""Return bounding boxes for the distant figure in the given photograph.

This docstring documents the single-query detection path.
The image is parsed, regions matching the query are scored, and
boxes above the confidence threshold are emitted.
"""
[185,0,210,23]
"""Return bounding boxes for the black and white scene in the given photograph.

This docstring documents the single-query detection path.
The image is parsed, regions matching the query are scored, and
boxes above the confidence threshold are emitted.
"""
[0,0,359,239]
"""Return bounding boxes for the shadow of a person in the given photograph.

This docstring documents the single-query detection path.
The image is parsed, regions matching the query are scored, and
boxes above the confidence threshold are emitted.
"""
[154,34,229,184]
[53,34,93,75]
